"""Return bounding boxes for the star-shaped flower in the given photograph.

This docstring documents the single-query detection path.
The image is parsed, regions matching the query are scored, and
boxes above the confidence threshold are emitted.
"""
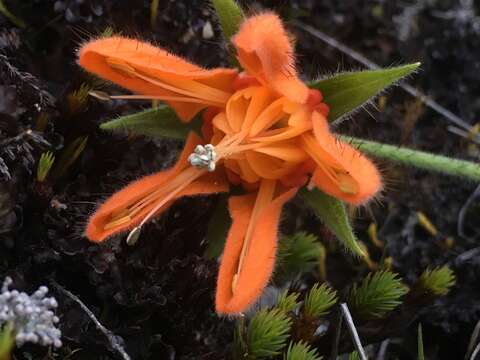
[78,12,381,314]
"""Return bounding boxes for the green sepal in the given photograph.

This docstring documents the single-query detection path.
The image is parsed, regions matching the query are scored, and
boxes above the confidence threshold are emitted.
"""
[310,63,420,121]
[299,187,365,257]
[100,106,190,140]
[204,195,231,259]
[211,0,244,40]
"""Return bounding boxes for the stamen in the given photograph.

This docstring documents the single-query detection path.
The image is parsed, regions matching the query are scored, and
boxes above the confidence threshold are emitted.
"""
[107,58,228,106]
[126,226,142,246]
[89,91,220,105]
[188,144,217,172]
[123,167,207,244]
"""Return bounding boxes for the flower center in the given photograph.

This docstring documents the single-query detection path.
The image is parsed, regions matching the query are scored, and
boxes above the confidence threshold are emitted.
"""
[199,86,314,185]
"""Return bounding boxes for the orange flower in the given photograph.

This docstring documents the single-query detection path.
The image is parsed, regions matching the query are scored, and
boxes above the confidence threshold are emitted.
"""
[78,13,382,315]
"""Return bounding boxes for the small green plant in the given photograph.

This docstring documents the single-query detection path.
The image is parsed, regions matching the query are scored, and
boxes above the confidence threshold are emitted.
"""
[348,271,408,319]
[417,266,455,296]
[277,291,300,314]
[284,341,323,360]
[303,283,337,319]
[50,136,88,179]
[236,309,292,359]
[276,233,323,282]
[67,83,93,115]
[348,351,361,360]
[36,152,55,182]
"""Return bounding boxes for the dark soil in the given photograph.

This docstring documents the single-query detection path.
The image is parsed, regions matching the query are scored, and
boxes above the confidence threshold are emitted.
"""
[0,0,479,359]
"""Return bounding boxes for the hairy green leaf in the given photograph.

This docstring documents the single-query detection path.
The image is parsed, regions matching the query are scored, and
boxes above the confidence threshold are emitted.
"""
[284,341,323,360]
[299,188,365,257]
[348,271,408,319]
[211,0,244,40]
[310,63,420,121]
[303,283,337,319]
[100,106,190,140]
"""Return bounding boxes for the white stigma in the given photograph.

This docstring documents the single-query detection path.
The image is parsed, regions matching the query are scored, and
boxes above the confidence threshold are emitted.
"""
[188,144,217,172]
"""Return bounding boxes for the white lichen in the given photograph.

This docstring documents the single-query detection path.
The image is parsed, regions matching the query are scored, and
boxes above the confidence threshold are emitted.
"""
[0,277,62,348]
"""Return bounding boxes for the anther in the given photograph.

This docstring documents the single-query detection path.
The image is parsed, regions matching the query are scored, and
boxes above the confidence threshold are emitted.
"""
[126,226,142,246]
[188,144,217,172]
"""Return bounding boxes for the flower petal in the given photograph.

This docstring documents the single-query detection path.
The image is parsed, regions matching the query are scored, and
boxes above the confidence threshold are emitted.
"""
[307,112,382,204]
[78,36,237,121]
[215,187,297,314]
[85,133,229,242]
[232,13,309,104]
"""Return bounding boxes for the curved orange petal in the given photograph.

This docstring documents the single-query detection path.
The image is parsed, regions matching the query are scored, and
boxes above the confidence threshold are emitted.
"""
[78,36,237,121]
[232,13,309,104]
[307,112,382,204]
[85,133,229,242]
[215,187,297,314]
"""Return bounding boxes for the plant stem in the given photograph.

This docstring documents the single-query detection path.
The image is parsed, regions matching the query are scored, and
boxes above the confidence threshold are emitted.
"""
[0,322,15,360]
[0,0,26,28]
[341,136,480,182]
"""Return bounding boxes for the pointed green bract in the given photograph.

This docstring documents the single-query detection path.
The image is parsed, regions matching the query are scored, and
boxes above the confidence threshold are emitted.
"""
[299,187,365,257]
[211,0,244,40]
[341,135,480,182]
[310,63,420,121]
[100,106,190,140]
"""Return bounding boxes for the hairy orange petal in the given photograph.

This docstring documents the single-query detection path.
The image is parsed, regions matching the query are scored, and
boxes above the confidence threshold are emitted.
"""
[310,112,382,204]
[85,133,229,242]
[215,187,297,314]
[232,13,309,104]
[78,37,237,121]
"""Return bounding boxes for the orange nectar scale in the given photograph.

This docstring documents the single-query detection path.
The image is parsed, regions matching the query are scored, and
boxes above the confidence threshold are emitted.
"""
[101,85,356,295]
